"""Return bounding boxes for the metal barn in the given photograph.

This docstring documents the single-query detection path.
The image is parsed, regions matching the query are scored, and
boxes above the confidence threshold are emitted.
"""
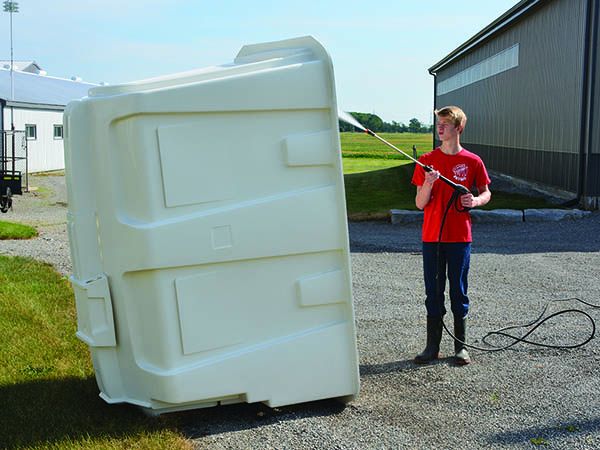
[0,63,95,173]
[429,0,599,209]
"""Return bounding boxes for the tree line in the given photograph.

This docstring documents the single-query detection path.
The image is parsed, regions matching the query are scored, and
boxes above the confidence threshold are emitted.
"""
[339,112,433,133]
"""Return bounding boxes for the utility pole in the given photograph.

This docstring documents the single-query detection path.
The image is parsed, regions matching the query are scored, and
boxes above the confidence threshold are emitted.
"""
[3,1,20,130]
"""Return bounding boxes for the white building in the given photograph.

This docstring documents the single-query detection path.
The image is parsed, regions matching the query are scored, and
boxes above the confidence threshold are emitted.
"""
[0,60,96,173]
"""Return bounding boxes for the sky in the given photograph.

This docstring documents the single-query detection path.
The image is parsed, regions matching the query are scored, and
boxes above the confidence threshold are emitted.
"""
[2,0,521,125]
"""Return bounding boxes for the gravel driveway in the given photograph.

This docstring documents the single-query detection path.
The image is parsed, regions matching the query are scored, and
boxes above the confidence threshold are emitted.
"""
[2,174,600,449]
[0,173,71,276]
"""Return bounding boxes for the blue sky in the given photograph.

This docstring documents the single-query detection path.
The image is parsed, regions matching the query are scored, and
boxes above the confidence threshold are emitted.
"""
[2,0,520,124]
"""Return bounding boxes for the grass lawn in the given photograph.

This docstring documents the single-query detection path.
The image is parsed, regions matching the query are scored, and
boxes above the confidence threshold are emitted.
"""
[341,131,432,159]
[340,132,560,220]
[0,221,38,240]
[0,256,191,449]
[344,162,416,220]
[342,158,407,174]
[343,161,558,220]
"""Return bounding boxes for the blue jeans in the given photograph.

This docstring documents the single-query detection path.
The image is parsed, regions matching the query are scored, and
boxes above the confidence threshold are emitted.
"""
[422,242,471,318]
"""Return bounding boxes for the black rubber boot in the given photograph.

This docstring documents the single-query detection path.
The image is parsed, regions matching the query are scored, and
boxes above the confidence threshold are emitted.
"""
[454,316,471,365]
[414,316,442,364]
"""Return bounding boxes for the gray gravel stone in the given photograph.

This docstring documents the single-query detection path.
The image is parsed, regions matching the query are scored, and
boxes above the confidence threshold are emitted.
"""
[0,173,70,276]
[2,174,600,449]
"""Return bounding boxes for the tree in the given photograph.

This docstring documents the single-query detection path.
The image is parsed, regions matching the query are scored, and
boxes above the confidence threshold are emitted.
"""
[408,118,423,133]
[339,112,431,133]
[338,112,384,132]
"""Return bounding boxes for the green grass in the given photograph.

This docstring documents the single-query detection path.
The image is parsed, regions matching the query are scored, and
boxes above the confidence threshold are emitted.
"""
[0,256,192,449]
[343,161,559,220]
[340,132,560,219]
[0,221,38,240]
[33,170,66,177]
[342,158,407,174]
[340,131,432,160]
[34,187,52,195]
[344,163,417,220]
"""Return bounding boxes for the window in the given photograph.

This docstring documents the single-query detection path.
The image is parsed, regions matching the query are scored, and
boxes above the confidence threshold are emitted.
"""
[25,124,37,140]
[438,44,520,95]
[53,124,63,139]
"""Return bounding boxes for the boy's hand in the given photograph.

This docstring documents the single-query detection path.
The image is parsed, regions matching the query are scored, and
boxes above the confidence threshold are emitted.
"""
[424,169,440,186]
[460,193,477,208]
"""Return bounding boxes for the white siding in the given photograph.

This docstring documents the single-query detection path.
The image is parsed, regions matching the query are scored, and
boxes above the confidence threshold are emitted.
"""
[3,106,65,172]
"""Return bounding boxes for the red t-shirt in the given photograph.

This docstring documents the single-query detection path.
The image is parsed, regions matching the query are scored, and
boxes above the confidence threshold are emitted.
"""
[411,147,490,243]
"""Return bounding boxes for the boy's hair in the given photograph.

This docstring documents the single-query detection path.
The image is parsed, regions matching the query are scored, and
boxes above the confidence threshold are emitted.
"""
[435,106,467,133]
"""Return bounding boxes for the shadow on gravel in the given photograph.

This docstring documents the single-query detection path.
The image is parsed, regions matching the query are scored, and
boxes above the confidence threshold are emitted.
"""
[349,215,600,254]
[178,398,346,439]
[487,417,600,446]
[359,357,460,376]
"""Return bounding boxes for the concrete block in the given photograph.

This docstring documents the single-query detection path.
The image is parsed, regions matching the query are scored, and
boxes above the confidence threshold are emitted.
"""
[470,209,523,223]
[524,209,591,222]
[390,210,423,225]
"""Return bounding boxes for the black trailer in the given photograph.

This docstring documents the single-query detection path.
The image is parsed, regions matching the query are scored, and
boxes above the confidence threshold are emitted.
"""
[0,130,26,213]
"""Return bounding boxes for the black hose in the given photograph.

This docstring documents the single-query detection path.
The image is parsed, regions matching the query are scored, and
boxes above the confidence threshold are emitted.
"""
[434,186,599,352]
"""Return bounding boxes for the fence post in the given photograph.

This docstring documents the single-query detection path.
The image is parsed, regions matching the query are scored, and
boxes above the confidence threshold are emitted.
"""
[413,144,417,160]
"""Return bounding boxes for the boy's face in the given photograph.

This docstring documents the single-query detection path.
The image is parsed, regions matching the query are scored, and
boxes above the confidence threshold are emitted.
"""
[437,117,462,141]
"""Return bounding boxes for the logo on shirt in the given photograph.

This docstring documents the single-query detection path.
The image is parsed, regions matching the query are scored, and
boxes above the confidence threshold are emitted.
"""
[453,164,468,182]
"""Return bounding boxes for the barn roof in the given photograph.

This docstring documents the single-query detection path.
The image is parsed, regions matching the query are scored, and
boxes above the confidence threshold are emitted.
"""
[0,66,96,109]
[0,60,42,73]
[428,0,544,74]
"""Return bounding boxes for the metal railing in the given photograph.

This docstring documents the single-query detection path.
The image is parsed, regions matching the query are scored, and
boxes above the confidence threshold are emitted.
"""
[0,129,28,192]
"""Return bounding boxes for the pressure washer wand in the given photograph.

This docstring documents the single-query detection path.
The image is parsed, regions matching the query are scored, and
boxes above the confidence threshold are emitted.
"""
[364,128,469,195]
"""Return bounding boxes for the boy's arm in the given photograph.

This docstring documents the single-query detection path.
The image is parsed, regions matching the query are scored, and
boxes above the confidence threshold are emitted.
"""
[415,170,440,210]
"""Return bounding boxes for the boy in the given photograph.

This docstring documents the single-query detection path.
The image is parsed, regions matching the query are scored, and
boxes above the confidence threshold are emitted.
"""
[411,106,491,365]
